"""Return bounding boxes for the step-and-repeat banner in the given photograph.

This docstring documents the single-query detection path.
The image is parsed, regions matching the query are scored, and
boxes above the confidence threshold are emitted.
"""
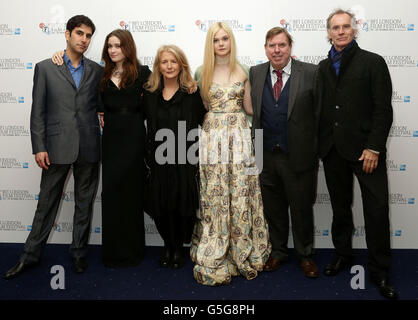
[1,0,417,248]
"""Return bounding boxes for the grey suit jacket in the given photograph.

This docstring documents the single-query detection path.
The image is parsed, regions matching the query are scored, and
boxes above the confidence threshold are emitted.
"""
[30,57,103,164]
[249,58,320,173]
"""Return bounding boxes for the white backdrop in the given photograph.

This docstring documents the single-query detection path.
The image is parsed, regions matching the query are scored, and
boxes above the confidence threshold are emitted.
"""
[0,0,417,248]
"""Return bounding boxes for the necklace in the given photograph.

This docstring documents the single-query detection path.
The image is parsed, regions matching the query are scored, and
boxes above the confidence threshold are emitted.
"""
[112,68,123,78]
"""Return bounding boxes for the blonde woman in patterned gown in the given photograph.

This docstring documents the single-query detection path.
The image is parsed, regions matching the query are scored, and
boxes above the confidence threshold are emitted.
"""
[190,22,271,286]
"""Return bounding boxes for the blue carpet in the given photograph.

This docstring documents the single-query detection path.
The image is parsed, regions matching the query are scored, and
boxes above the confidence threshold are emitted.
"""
[0,243,416,301]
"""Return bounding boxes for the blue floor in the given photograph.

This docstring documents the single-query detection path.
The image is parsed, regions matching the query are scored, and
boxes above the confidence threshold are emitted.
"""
[0,243,416,301]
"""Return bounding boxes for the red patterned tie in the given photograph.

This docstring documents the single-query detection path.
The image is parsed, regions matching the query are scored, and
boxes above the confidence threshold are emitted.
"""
[273,69,283,101]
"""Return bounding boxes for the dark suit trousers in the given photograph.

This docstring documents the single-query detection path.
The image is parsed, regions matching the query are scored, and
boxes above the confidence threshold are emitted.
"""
[260,150,316,261]
[322,146,391,276]
[20,155,99,265]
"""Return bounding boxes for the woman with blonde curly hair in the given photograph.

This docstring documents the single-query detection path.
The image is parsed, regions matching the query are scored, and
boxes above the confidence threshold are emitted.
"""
[143,45,206,269]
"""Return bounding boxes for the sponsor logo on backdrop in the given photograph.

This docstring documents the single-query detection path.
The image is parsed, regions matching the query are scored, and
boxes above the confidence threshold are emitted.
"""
[390,193,415,205]
[0,93,24,104]
[195,20,252,32]
[386,159,407,171]
[314,227,329,237]
[0,220,28,231]
[0,190,36,200]
[383,56,416,68]
[315,193,330,205]
[39,22,66,35]
[0,126,30,136]
[392,91,411,103]
[279,19,326,32]
[0,59,32,70]
[0,24,21,35]
[0,158,29,168]
[393,230,402,237]
[238,56,263,67]
[357,19,414,32]
[293,55,327,65]
[355,226,403,237]
[52,222,101,234]
[119,21,175,32]
[351,5,414,32]
[389,125,418,137]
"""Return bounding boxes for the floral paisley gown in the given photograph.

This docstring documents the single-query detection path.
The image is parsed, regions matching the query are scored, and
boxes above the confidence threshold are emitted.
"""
[190,81,271,286]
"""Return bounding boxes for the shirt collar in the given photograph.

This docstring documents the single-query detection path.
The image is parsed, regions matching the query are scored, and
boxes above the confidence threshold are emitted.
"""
[63,50,84,69]
[270,58,292,76]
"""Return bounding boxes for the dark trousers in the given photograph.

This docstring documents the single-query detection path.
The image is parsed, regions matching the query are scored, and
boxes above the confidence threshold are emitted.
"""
[154,214,195,249]
[322,146,391,276]
[20,156,99,265]
[260,150,317,261]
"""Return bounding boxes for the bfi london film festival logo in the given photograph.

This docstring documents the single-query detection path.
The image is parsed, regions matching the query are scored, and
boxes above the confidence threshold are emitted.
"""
[238,56,264,67]
[0,220,28,232]
[386,158,407,172]
[389,125,418,138]
[392,90,411,104]
[39,5,66,35]
[315,193,331,205]
[39,22,66,35]
[195,19,252,32]
[292,55,327,65]
[0,58,32,70]
[0,158,29,169]
[279,18,326,32]
[383,55,416,68]
[0,93,25,104]
[119,20,175,32]
[0,24,21,35]
[390,193,415,205]
[351,5,414,32]
[0,190,36,201]
[0,125,30,137]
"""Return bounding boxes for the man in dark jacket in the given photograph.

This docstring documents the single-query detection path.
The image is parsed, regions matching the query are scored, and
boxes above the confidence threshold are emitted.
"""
[318,9,397,299]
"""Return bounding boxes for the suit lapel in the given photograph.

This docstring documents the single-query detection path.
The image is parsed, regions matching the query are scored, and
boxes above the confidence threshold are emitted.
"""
[255,62,270,122]
[288,58,300,119]
[58,63,77,89]
[78,57,89,90]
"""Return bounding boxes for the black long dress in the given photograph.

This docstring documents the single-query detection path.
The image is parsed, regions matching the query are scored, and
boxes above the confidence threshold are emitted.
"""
[143,88,206,247]
[100,65,151,268]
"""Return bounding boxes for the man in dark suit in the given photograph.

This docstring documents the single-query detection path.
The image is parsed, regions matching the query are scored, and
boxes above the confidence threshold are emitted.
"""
[318,9,397,299]
[249,27,320,278]
[4,15,103,279]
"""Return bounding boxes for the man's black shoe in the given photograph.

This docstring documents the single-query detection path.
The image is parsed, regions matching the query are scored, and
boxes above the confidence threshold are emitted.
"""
[4,262,34,280]
[370,274,398,300]
[323,256,354,276]
[72,257,88,273]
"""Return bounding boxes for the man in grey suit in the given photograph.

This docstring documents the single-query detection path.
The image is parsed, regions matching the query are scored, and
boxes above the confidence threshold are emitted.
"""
[249,27,320,278]
[4,15,103,279]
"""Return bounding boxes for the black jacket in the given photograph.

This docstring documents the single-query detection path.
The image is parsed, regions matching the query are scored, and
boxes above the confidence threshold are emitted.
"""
[318,42,393,160]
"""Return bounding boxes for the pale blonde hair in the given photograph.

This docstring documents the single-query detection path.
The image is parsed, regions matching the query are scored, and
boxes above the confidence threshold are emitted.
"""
[145,44,196,92]
[200,22,238,102]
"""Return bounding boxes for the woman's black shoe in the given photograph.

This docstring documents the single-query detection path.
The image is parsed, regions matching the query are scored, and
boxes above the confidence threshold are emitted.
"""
[171,248,185,269]
[158,246,171,268]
